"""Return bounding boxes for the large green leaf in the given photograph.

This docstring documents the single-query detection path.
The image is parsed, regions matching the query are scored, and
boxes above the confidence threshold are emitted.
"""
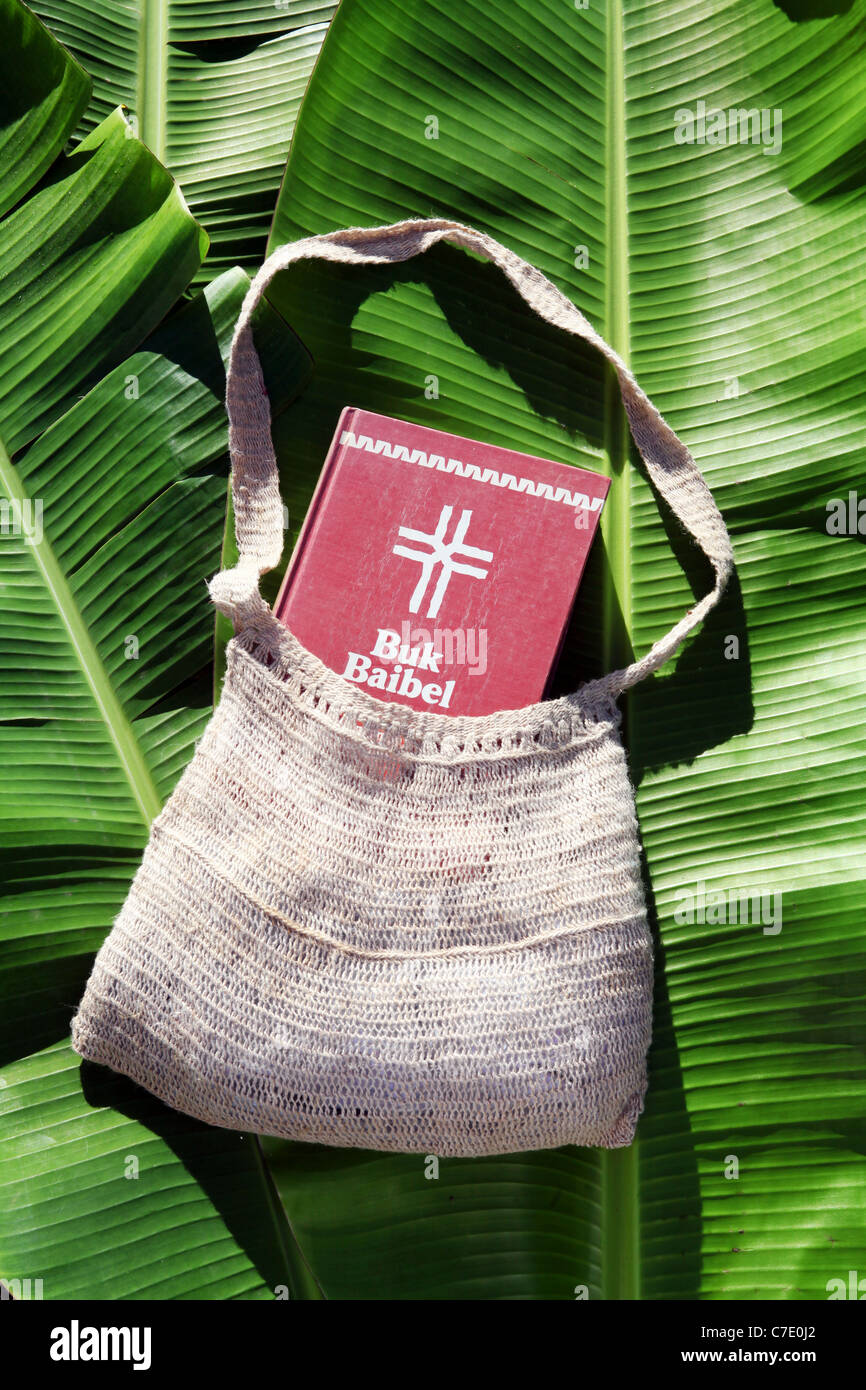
[0,14,207,454]
[0,1,313,1299]
[0,0,89,216]
[0,267,312,1297]
[0,1043,296,1300]
[257,0,866,1299]
[32,0,338,277]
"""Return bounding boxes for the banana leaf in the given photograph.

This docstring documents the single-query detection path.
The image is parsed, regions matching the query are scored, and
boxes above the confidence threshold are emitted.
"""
[257,0,866,1299]
[0,0,313,1299]
[31,0,338,278]
[3,0,864,1302]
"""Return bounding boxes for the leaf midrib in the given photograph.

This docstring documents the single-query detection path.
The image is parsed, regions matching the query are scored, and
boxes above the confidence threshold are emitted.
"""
[0,433,161,827]
[139,0,169,161]
[602,0,632,659]
[600,0,640,1305]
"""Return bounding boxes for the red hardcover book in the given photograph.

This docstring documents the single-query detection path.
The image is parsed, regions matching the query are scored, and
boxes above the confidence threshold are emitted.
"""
[274,408,609,717]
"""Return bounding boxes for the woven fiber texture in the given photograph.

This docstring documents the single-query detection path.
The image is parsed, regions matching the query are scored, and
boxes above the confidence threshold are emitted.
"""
[72,219,735,1156]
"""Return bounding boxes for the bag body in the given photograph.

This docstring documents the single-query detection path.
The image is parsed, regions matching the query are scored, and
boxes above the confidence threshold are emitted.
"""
[72,219,734,1156]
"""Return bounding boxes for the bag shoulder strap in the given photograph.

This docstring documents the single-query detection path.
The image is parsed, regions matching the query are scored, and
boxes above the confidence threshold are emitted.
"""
[211,218,734,700]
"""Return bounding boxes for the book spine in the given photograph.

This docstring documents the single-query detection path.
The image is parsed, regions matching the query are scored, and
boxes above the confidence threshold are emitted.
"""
[274,405,358,620]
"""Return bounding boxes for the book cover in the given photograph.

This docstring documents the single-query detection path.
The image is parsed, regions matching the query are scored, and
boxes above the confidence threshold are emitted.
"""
[274,408,609,716]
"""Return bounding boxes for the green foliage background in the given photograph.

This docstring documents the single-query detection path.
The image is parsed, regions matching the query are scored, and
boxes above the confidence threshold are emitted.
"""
[0,0,864,1300]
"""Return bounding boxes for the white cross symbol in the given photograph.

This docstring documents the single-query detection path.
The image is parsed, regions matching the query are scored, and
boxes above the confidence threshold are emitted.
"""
[392,505,493,618]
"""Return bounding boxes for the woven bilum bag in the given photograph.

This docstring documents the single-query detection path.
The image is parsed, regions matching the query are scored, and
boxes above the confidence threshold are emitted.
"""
[72,220,734,1156]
